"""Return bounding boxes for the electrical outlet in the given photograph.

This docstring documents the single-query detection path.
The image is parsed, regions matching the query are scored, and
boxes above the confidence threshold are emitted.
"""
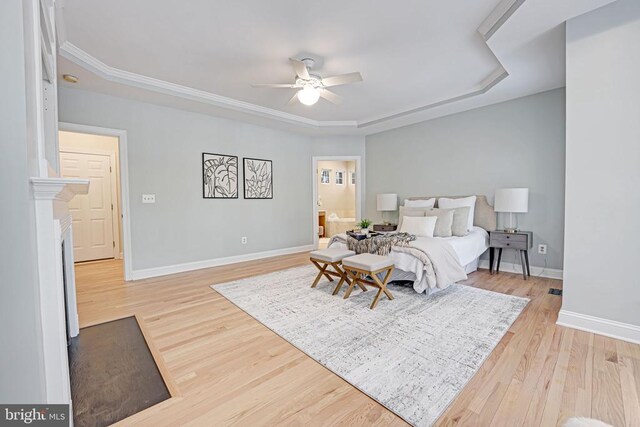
[241,236,248,244]
[538,244,547,255]
[142,194,156,204]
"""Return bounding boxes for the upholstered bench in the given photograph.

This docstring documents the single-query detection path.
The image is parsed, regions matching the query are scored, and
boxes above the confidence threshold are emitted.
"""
[309,248,366,295]
[341,253,395,309]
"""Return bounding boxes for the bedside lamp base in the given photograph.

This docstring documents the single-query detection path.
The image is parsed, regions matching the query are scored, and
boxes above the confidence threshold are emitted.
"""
[503,228,518,233]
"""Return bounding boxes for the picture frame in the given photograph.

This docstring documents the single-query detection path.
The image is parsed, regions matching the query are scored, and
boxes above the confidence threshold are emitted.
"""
[243,157,273,199]
[202,153,238,199]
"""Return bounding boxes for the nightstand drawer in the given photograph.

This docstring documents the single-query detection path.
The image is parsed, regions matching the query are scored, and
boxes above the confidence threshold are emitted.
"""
[491,233,527,244]
[490,239,527,250]
[490,233,528,250]
[373,224,397,232]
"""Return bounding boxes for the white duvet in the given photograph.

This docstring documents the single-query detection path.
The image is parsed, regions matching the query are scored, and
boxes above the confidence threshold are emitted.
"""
[329,227,489,294]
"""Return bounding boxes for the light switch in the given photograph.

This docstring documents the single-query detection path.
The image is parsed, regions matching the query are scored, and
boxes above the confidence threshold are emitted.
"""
[142,194,156,204]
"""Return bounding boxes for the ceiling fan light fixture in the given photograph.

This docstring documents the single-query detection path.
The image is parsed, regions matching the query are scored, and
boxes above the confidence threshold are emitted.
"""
[297,86,320,106]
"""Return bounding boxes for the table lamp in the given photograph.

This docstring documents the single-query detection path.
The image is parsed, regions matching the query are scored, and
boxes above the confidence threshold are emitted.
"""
[494,188,528,233]
[376,193,398,225]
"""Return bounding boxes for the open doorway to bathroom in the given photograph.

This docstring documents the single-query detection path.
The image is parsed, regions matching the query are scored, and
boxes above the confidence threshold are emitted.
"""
[312,156,362,249]
[58,123,132,282]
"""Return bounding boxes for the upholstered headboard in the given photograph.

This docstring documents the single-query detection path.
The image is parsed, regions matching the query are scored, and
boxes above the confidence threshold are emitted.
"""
[407,195,497,231]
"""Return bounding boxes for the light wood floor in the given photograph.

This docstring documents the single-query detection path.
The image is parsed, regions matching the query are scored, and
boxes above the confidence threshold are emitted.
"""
[74,255,640,426]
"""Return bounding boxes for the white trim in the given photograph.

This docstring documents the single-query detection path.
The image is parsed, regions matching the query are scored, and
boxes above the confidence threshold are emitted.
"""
[477,259,563,280]
[53,2,516,133]
[130,245,314,280]
[30,177,89,404]
[477,0,526,40]
[57,38,509,132]
[358,67,508,128]
[59,42,357,131]
[312,156,362,249]
[58,122,133,281]
[557,310,640,345]
[31,177,89,201]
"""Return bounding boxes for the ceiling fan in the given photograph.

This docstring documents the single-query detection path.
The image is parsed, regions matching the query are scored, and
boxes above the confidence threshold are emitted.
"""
[252,58,363,106]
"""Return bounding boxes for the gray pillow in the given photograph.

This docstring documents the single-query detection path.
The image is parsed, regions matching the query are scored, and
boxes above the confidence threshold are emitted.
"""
[422,208,454,237]
[450,206,471,236]
[397,206,426,229]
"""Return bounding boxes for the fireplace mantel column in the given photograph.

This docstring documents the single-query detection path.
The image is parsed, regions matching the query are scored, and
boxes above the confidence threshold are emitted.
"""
[30,177,89,404]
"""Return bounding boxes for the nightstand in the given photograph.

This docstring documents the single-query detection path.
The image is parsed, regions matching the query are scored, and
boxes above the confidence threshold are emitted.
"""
[489,230,533,280]
[372,224,397,232]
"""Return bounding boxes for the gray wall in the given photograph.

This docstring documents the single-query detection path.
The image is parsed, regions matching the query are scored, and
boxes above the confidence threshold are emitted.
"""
[59,88,365,271]
[563,0,640,327]
[0,0,46,403]
[366,89,566,269]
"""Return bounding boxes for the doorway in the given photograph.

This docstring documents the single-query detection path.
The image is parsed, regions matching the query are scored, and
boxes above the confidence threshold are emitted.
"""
[312,156,362,249]
[58,123,132,281]
[59,131,121,261]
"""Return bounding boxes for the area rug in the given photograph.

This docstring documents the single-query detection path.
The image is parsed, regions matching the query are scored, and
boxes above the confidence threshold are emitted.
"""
[211,265,528,426]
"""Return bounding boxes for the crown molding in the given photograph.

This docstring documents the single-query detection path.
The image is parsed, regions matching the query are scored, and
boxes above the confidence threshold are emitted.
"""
[59,41,359,130]
[357,66,509,128]
[478,0,526,40]
[55,0,526,131]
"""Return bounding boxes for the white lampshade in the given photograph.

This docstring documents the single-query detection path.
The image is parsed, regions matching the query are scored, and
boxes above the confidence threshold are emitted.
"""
[377,193,398,211]
[494,188,529,213]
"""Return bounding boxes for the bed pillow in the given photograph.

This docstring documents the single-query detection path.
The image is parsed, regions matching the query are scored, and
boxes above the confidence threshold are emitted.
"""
[404,198,436,209]
[422,208,454,237]
[450,206,471,237]
[399,216,438,238]
[397,206,426,229]
[438,196,476,232]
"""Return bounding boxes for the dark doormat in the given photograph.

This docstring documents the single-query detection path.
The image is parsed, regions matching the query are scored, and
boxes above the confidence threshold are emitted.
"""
[68,316,170,427]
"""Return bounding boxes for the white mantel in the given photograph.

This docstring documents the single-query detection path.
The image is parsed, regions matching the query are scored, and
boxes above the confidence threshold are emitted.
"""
[30,176,89,404]
[31,177,90,202]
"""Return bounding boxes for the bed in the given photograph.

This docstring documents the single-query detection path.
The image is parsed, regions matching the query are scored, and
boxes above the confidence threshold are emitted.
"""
[329,195,496,295]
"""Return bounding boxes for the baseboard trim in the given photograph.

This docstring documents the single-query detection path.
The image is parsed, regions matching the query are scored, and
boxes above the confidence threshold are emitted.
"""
[477,260,563,280]
[130,244,314,280]
[557,310,640,345]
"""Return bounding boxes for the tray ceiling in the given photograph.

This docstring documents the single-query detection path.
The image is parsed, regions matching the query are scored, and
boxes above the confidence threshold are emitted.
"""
[56,0,618,134]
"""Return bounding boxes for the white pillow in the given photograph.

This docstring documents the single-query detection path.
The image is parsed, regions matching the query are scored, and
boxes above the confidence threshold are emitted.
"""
[404,198,436,209]
[399,215,438,237]
[438,196,476,232]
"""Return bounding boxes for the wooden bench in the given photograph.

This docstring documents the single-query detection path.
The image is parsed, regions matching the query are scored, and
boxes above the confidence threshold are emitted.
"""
[342,253,395,309]
[309,248,366,295]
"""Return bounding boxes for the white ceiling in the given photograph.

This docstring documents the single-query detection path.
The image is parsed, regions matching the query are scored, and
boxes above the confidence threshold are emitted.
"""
[56,0,618,135]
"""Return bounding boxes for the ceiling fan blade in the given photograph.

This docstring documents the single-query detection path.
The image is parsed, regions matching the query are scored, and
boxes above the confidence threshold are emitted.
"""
[318,88,343,105]
[287,92,299,106]
[289,58,310,80]
[321,72,363,87]
[251,83,296,88]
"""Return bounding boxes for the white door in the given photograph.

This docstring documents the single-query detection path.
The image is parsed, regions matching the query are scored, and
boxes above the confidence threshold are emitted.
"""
[60,151,115,262]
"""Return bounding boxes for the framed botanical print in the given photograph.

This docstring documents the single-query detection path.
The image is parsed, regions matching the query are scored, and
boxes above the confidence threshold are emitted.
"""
[202,153,238,199]
[243,158,273,199]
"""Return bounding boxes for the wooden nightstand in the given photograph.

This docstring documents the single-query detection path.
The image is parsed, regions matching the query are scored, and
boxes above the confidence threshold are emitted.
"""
[372,224,397,232]
[489,230,533,280]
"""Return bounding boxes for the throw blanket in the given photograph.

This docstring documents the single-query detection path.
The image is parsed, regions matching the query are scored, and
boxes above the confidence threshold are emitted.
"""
[346,232,415,255]
[329,233,468,293]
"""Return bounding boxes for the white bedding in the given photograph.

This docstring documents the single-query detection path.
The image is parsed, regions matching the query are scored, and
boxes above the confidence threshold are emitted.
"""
[329,227,489,294]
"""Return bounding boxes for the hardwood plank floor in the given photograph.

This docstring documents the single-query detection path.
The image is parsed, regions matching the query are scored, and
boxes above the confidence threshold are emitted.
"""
[73,256,640,426]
